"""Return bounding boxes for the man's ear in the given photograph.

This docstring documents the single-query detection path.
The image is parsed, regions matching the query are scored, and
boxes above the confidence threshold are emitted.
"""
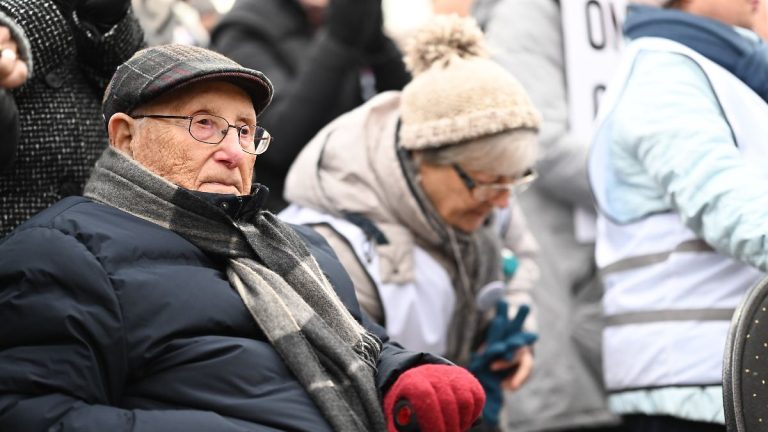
[108,113,137,156]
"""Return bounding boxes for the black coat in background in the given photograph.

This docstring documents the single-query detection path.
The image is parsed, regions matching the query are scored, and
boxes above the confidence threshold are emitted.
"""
[0,0,144,236]
[0,195,444,431]
[210,0,410,212]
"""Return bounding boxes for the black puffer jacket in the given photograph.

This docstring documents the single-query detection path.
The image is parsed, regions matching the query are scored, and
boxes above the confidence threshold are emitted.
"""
[0,196,440,431]
[0,0,144,236]
[210,0,410,212]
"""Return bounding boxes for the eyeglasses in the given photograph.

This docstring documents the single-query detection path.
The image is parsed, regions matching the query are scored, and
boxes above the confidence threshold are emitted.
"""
[131,113,272,155]
[452,163,537,201]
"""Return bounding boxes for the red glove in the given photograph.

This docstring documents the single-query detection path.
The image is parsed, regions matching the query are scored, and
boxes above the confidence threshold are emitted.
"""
[383,364,485,432]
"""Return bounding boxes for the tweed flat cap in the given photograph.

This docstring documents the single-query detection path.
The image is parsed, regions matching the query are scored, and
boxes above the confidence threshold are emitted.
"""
[102,44,273,124]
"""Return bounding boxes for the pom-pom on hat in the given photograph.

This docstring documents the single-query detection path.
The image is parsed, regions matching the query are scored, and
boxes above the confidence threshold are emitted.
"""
[398,15,541,150]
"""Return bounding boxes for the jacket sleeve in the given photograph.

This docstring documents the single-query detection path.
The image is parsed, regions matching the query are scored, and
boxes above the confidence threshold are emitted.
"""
[499,201,540,331]
[612,50,768,272]
[0,0,143,95]
[481,0,593,208]
[368,37,410,93]
[70,7,146,91]
[0,226,261,432]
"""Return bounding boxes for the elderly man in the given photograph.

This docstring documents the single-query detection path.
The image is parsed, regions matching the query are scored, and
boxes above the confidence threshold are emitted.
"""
[0,45,484,432]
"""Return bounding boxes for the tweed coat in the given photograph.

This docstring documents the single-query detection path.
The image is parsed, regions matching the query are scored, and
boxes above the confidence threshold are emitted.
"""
[0,0,144,236]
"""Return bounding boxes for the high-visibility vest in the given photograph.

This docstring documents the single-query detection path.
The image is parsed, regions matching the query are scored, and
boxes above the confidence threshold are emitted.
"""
[589,37,768,391]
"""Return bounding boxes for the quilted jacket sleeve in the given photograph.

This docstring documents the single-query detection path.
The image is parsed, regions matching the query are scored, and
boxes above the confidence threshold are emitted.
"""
[611,50,768,271]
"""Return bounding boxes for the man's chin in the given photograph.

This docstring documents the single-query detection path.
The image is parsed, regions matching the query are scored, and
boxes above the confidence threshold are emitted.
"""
[198,183,240,195]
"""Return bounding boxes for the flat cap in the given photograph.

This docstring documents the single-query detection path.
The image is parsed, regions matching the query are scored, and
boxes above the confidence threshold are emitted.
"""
[102,44,273,124]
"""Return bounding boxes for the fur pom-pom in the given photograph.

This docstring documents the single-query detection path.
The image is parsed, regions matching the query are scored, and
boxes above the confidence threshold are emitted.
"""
[403,14,488,76]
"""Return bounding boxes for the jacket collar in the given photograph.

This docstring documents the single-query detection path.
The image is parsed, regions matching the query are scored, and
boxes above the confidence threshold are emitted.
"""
[625,4,768,103]
[187,183,270,223]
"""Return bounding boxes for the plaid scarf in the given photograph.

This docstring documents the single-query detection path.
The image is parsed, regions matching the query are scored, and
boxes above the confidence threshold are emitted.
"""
[83,147,387,432]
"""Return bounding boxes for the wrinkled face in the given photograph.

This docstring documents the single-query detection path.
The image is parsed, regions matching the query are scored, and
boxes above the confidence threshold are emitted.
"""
[681,0,759,29]
[109,80,258,195]
[418,162,515,233]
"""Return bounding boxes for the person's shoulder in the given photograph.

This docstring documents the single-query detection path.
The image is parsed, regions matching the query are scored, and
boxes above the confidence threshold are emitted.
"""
[617,44,712,108]
[10,196,100,232]
[13,196,132,230]
[0,197,111,268]
[628,40,708,80]
[6,196,182,252]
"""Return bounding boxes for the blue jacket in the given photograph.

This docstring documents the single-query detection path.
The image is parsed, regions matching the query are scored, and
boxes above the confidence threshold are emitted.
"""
[0,196,440,431]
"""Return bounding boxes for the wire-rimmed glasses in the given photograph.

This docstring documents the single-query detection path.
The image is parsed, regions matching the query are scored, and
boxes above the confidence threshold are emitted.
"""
[131,113,272,155]
[452,163,537,202]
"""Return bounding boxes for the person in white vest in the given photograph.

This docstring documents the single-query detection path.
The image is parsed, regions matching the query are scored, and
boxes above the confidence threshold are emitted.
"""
[280,14,541,430]
[589,0,768,430]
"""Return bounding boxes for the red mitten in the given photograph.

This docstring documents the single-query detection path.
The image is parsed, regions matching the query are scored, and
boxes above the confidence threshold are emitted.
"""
[383,364,485,432]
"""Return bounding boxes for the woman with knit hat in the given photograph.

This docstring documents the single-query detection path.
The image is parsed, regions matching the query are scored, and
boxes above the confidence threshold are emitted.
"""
[280,14,540,429]
[589,0,767,430]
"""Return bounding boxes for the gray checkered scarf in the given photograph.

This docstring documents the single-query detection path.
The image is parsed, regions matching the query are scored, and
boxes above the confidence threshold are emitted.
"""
[83,147,387,432]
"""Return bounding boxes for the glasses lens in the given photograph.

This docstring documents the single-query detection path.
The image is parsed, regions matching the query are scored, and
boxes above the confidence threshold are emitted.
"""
[248,127,271,155]
[188,114,271,155]
[189,114,227,144]
[472,186,504,202]
[471,169,537,201]
[238,124,257,154]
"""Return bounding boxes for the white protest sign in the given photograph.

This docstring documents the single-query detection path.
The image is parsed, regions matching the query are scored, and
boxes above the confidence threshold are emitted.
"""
[561,0,627,142]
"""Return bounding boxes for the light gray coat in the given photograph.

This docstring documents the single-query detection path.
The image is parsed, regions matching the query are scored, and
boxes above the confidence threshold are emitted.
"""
[472,0,618,430]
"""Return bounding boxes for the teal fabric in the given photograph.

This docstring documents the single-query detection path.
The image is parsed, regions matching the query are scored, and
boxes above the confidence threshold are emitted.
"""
[469,303,537,426]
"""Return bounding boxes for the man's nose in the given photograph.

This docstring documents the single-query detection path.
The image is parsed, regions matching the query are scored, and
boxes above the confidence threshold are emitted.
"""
[214,128,245,166]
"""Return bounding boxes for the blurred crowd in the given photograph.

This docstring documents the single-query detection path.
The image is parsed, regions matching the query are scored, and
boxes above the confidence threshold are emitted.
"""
[1,0,767,431]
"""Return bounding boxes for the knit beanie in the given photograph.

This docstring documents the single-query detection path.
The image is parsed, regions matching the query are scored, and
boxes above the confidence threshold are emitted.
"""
[398,15,541,150]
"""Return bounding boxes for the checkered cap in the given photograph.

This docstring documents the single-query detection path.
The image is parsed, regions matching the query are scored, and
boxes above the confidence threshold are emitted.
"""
[102,44,273,124]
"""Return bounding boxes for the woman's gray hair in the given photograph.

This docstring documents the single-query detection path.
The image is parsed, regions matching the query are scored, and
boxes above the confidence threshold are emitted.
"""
[414,128,538,176]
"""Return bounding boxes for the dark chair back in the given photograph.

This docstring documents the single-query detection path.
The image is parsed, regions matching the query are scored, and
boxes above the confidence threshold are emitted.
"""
[724,275,768,431]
